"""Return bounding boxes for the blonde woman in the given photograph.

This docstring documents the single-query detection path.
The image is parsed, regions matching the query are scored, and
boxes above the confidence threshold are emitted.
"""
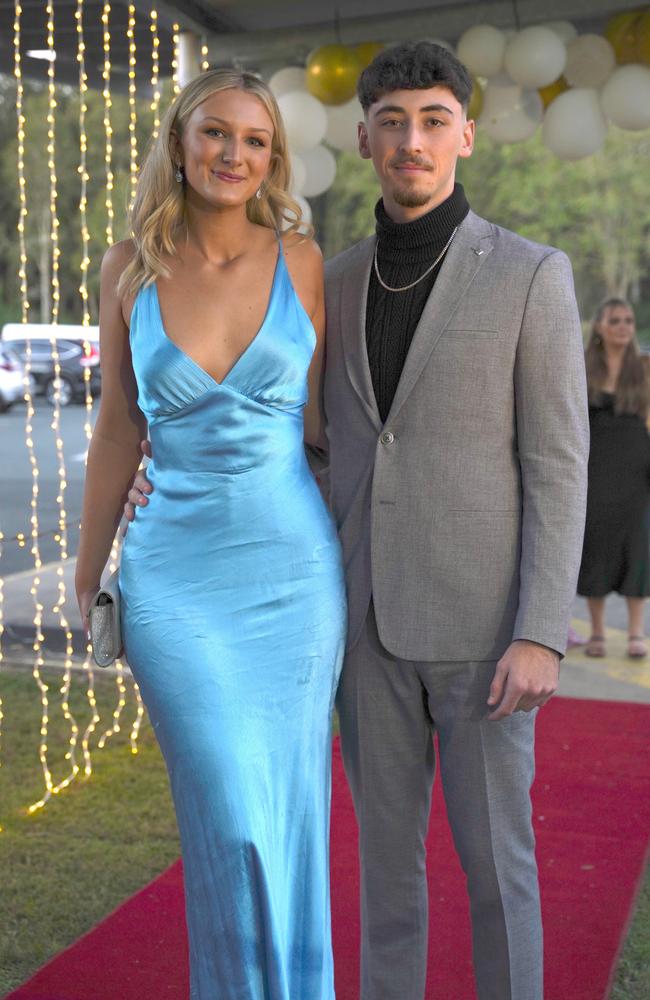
[578,298,650,659]
[75,70,346,999]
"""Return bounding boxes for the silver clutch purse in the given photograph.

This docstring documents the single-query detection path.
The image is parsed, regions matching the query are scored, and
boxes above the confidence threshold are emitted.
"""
[88,568,122,667]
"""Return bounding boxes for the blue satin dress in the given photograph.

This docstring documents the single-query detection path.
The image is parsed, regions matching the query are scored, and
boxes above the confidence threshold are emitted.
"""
[119,241,347,1000]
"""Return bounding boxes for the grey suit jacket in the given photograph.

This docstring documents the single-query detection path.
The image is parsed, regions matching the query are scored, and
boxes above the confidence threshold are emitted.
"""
[322,210,589,661]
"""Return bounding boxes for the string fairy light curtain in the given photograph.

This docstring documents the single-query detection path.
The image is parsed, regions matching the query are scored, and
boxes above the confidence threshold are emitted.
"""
[1,3,182,821]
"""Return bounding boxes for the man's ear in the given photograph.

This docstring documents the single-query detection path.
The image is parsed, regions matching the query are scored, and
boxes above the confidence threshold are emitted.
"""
[358,120,371,160]
[458,116,475,160]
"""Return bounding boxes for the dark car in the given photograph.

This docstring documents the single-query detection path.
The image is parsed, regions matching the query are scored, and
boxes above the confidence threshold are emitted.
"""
[7,338,101,406]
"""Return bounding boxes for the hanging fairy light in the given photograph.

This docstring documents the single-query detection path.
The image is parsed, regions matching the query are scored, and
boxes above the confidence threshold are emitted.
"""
[28,1,80,813]
[102,2,114,246]
[13,3,28,327]
[172,22,181,94]
[201,37,209,72]
[13,0,52,814]
[74,0,102,779]
[127,3,138,209]
[150,8,161,139]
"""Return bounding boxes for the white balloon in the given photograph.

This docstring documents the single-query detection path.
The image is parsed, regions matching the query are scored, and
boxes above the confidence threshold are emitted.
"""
[269,66,306,97]
[480,73,543,143]
[282,193,312,232]
[504,26,567,89]
[545,20,578,44]
[290,152,306,194]
[542,88,607,160]
[299,144,337,197]
[278,91,327,151]
[565,34,616,88]
[324,97,363,153]
[457,25,506,78]
[601,64,650,131]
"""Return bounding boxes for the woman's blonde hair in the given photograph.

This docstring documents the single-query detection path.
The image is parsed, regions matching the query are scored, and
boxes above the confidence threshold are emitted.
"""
[585,297,649,420]
[119,68,309,297]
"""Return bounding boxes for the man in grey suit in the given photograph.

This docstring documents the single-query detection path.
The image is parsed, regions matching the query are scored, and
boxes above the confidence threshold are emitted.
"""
[322,42,588,1000]
[126,41,588,1000]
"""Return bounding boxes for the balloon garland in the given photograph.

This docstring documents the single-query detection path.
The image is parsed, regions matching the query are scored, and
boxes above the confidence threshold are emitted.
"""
[270,9,650,206]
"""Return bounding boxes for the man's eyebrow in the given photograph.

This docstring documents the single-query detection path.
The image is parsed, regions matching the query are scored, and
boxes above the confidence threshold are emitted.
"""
[200,114,272,135]
[373,103,454,117]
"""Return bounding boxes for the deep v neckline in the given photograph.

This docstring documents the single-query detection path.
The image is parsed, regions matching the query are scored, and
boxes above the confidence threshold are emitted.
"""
[152,241,283,387]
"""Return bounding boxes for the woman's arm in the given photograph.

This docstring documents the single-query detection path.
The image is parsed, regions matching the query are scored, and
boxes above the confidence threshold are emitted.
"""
[283,233,327,450]
[75,241,147,628]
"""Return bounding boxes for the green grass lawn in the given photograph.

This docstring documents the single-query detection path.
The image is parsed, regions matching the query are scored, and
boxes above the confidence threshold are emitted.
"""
[0,665,648,997]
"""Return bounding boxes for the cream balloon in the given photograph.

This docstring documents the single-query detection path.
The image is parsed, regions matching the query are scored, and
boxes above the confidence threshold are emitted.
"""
[299,145,337,197]
[545,20,578,44]
[290,152,306,194]
[542,88,607,159]
[601,64,650,131]
[457,24,506,78]
[480,74,543,143]
[269,66,306,97]
[324,97,363,153]
[278,91,327,151]
[504,26,567,88]
[564,34,616,88]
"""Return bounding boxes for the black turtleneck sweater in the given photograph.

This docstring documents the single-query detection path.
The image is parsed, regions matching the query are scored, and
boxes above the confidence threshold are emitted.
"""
[366,182,470,422]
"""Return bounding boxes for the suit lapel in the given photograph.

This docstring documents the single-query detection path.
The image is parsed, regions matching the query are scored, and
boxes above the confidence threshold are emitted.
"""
[386,211,495,425]
[339,237,382,431]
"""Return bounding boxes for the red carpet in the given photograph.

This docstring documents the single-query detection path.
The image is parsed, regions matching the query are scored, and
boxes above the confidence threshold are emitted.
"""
[6,697,650,1000]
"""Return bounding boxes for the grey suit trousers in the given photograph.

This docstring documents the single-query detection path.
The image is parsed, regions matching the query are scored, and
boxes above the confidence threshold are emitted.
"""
[336,605,543,1000]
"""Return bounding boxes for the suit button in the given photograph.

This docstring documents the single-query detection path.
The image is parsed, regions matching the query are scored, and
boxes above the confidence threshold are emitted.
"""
[380,431,395,445]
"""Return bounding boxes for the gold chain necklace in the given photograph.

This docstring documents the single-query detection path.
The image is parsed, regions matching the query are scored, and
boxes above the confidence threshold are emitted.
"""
[373,225,458,293]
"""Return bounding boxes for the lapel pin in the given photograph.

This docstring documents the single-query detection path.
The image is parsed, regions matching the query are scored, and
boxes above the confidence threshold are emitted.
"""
[473,248,485,256]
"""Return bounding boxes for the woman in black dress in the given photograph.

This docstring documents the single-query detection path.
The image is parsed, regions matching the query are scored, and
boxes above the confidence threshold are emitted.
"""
[578,298,650,658]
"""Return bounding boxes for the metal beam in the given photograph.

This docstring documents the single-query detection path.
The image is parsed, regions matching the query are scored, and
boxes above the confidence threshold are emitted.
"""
[130,0,242,36]
[204,0,635,66]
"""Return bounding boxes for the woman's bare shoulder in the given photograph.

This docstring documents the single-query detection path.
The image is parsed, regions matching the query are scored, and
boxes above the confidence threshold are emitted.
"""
[280,231,323,280]
[101,238,137,282]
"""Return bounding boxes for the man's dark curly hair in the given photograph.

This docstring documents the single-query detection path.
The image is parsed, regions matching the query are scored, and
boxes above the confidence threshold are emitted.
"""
[357,41,473,113]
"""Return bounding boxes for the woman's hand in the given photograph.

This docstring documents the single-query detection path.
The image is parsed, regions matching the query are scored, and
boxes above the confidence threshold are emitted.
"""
[77,586,100,641]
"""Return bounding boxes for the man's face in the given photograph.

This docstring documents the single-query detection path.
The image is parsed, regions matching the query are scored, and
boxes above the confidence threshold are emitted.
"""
[358,86,475,221]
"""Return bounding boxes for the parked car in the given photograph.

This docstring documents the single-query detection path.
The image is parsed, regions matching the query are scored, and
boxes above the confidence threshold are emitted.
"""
[1,323,101,407]
[3,337,101,407]
[0,345,25,412]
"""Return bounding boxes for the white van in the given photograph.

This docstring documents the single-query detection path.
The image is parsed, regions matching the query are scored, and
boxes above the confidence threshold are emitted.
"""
[1,323,101,406]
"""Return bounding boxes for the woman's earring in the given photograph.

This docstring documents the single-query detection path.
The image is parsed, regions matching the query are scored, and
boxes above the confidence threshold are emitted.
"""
[175,164,183,183]
[256,186,263,200]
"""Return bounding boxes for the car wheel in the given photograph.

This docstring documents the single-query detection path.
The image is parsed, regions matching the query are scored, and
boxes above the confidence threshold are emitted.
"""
[45,376,74,407]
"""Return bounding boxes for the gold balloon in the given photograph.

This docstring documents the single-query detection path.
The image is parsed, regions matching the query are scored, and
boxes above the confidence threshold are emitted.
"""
[604,9,644,64]
[635,11,650,64]
[306,44,362,106]
[467,77,484,120]
[538,76,569,109]
[355,42,384,69]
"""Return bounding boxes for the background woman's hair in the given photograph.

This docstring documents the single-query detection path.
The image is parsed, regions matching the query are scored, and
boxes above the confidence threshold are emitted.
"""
[585,297,649,419]
[119,68,309,298]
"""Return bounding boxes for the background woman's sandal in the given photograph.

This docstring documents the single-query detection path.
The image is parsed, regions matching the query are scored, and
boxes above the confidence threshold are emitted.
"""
[585,635,606,657]
[627,636,647,659]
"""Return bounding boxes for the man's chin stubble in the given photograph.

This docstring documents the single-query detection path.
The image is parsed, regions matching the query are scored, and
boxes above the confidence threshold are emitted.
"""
[392,188,434,208]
